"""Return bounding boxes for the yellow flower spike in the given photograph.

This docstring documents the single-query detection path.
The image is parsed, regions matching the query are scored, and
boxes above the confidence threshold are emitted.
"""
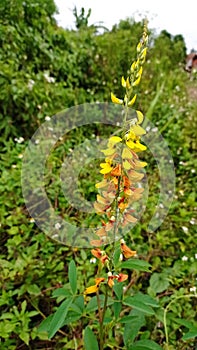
[128,94,137,107]
[111,92,123,105]
[136,110,144,124]
[121,76,126,87]
[132,75,141,87]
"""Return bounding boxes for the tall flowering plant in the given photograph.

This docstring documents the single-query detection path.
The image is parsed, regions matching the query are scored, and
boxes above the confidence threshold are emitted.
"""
[39,21,163,350]
[83,21,150,348]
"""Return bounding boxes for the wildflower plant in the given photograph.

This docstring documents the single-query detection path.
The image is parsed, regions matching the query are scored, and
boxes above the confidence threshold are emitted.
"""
[37,21,164,350]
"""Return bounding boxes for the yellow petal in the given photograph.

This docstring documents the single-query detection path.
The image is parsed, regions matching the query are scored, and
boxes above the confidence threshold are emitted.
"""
[100,162,113,174]
[132,75,141,87]
[121,76,126,87]
[126,140,135,149]
[101,148,115,156]
[134,160,147,168]
[136,66,143,78]
[84,284,98,295]
[95,179,108,188]
[135,141,147,151]
[123,160,132,170]
[126,77,131,89]
[128,94,137,107]
[108,136,122,144]
[111,92,123,105]
[136,110,144,124]
[122,147,132,159]
[131,125,146,136]
[97,194,109,205]
[131,61,136,72]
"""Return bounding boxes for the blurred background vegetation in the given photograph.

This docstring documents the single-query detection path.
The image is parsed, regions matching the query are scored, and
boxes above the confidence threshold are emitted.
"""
[0,0,196,349]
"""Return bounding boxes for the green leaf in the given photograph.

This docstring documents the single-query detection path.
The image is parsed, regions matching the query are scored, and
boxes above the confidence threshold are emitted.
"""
[182,330,197,340]
[149,273,170,294]
[123,311,145,347]
[113,300,122,319]
[68,260,77,294]
[129,339,163,350]
[131,293,159,308]
[113,280,123,300]
[38,315,53,333]
[48,297,73,339]
[123,297,155,315]
[113,247,121,266]
[120,315,140,323]
[121,259,151,272]
[27,284,40,295]
[52,287,72,299]
[84,326,99,350]
[19,330,30,345]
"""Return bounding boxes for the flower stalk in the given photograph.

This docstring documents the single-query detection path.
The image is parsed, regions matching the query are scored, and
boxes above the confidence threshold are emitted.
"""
[84,20,149,348]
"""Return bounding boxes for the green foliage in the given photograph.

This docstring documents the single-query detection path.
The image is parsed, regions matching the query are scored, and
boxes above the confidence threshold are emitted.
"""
[0,1,197,349]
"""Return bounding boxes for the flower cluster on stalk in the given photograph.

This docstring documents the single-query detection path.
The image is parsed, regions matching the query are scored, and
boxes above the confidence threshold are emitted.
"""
[85,21,148,295]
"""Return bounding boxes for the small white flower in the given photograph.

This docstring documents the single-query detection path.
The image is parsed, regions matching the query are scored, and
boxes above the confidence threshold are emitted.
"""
[190,218,195,225]
[189,286,196,293]
[195,253,197,259]
[182,226,188,233]
[29,218,35,223]
[18,153,23,159]
[152,127,158,132]
[45,116,51,121]
[27,79,35,90]
[55,223,61,230]
[119,253,123,261]
[44,72,55,83]
[35,139,40,145]
[191,169,196,173]
[182,255,188,261]
[14,137,24,144]
[12,164,17,168]
[90,258,96,264]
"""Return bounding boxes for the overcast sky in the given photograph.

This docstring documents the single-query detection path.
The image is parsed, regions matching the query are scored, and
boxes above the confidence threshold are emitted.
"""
[54,0,196,53]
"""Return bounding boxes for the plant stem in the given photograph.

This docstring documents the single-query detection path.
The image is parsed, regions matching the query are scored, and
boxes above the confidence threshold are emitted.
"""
[99,285,109,350]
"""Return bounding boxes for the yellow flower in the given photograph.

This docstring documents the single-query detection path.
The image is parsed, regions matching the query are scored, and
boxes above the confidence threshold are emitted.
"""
[131,124,146,136]
[132,75,141,87]
[84,284,98,294]
[121,76,126,87]
[111,92,123,105]
[108,136,122,145]
[100,161,113,174]
[84,277,105,294]
[128,94,137,107]
[136,110,144,124]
